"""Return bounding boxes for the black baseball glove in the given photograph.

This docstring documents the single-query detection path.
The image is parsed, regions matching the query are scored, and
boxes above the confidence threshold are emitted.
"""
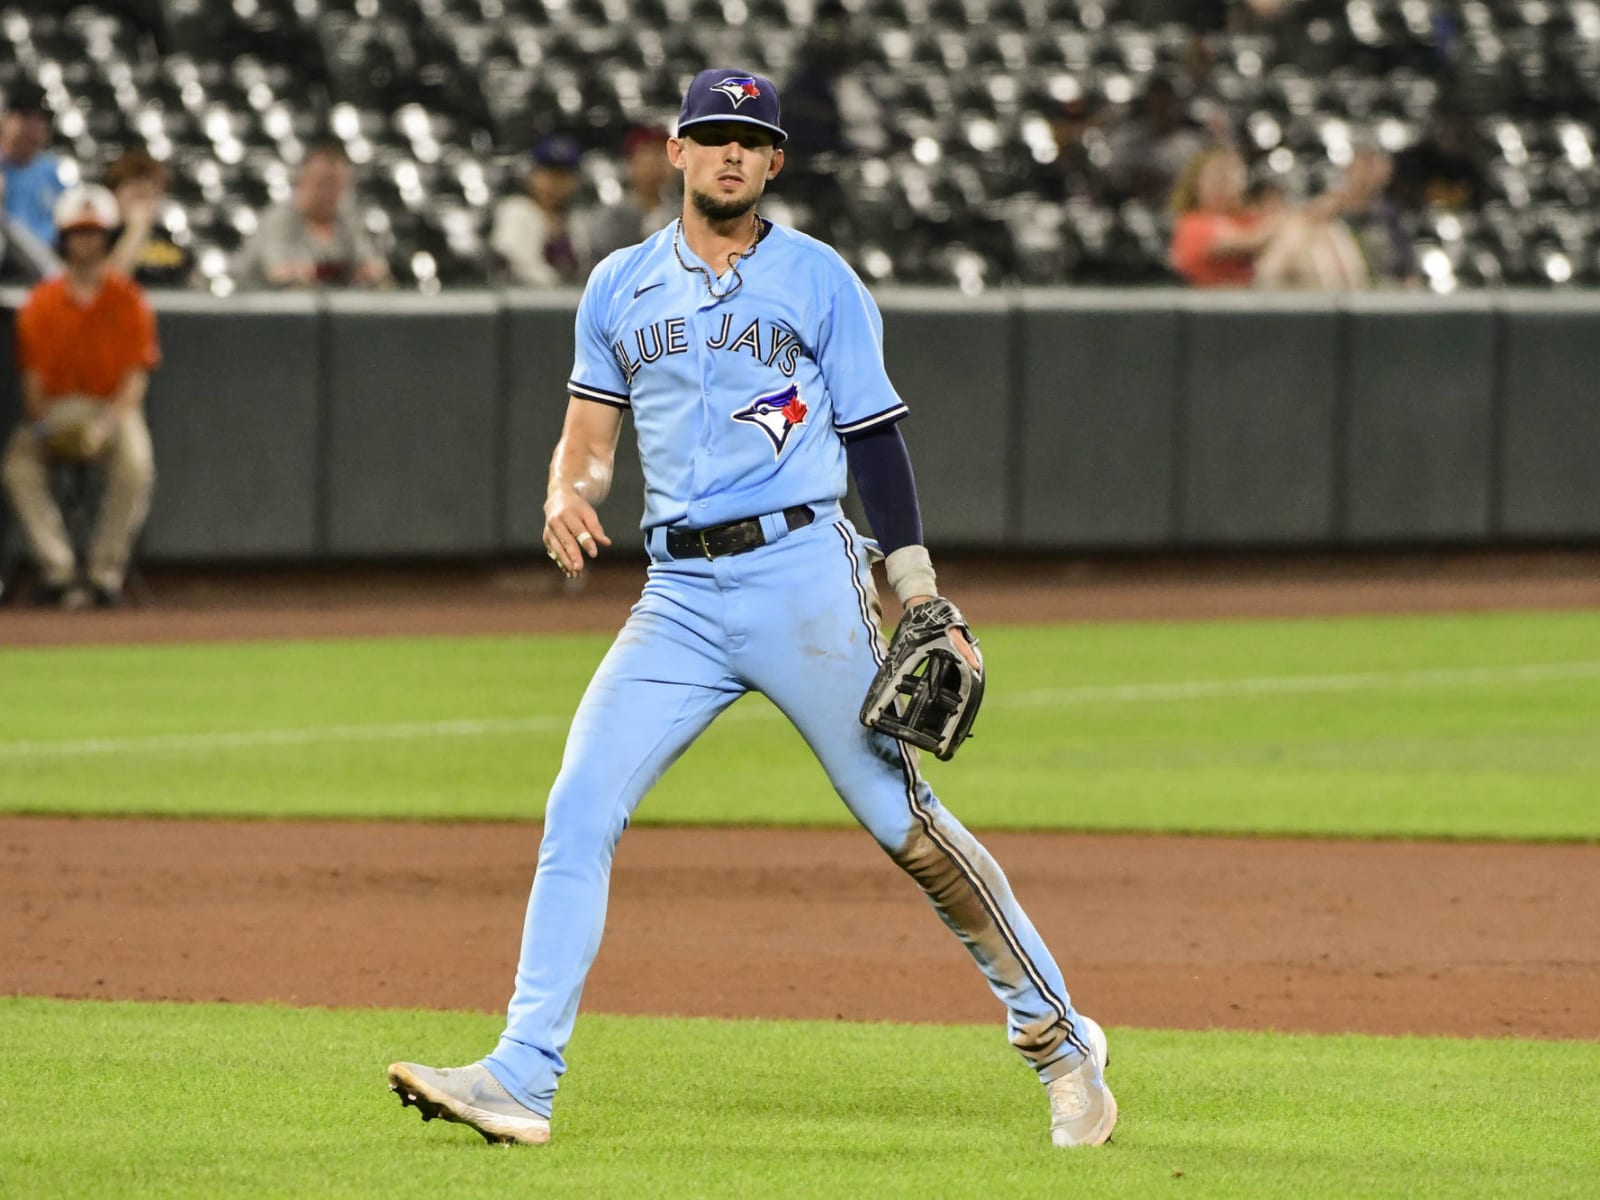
[859,597,984,761]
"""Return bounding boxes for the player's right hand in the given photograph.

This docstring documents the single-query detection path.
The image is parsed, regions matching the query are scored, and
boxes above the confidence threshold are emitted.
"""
[543,490,611,579]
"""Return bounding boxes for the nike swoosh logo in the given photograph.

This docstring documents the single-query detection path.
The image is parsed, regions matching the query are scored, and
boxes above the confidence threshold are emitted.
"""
[633,282,664,299]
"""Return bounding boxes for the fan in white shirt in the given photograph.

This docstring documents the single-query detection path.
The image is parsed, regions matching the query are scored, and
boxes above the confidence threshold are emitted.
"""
[491,134,594,287]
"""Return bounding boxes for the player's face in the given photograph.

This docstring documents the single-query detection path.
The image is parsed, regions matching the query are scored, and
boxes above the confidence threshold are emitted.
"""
[669,123,783,221]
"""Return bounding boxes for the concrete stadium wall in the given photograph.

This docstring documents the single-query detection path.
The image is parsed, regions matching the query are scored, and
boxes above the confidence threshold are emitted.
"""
[2,288,1597,560]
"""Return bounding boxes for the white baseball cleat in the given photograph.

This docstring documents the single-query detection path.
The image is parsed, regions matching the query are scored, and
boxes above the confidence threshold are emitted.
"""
[1046,1015,1117,1148]
[387,1061,552,1146]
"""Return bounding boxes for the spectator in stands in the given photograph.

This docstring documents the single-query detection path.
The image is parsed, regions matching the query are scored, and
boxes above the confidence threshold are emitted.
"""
[588,126,677,262]
[234,140,390,288]
[1169,147,1366,289]
[1105,76,1210,204]
[1,186,159,609]
[98,0,172,55]
[105,149,195,288]
[1249,150,1399,264]
[1032,91,1111,205]
[1392,110,1489,216]
[1340,146,1417,286]
[780,0,891,239]
[783,0,890,161]
[491,134,592,287]
[1,82,66,247]
[1170,148,1273,287]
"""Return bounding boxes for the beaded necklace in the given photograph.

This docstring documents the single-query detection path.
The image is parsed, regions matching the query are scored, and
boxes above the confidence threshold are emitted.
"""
[671,212,764,301]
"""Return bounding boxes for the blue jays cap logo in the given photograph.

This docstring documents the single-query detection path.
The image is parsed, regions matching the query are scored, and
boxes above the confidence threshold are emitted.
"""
[680,67,787,142]
[732,384,808,457]
[711,76,763,108]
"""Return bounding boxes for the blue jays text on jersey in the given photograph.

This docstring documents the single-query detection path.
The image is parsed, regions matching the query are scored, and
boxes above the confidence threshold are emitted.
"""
[566,220,910,531]
[611,312,807,383]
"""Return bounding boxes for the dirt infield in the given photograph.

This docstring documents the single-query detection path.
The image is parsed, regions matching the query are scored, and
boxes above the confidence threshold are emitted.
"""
[4,816,1597,1040]
[5,552,1598,1041]
[5,547,1600,646]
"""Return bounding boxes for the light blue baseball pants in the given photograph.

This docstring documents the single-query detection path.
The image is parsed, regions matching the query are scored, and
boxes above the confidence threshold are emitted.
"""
[484,502,1093,1116]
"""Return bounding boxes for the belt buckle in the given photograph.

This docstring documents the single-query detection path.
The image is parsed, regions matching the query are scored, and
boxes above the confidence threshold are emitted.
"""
[698,529,713,559]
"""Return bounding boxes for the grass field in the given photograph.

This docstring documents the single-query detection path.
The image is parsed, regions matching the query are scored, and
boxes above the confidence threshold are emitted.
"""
[6,608,1597,1196]
[2,998,1596,1199]
[2,609,1598,838]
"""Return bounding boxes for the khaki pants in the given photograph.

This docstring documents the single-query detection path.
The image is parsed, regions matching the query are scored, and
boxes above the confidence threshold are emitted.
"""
[2,402,155,591]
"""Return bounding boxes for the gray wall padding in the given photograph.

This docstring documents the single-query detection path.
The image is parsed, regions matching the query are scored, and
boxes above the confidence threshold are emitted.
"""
[141,296,322,558]
[1179,296,1341,544]
[1017,293,1181,547]
[881,294,1011,546]
[1,288,1595,562]
[323,295,501,555]
[1341,295,1497,541]
[1498,299,1600,538]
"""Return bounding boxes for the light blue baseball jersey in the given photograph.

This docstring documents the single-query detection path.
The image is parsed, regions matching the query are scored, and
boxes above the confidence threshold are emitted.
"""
[567,220,908,529]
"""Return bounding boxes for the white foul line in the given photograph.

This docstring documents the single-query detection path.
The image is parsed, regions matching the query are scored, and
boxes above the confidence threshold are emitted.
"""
[1,660,1597,762]
[1003,660,1600,708]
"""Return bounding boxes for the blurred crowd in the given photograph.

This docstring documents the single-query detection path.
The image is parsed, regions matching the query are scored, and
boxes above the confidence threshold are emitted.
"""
[1023,62,1489,289]
[0,13,1507,297]
[0,79,689,292]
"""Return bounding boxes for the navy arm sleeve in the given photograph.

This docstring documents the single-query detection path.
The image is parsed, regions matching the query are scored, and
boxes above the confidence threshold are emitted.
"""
[843,423,924,555]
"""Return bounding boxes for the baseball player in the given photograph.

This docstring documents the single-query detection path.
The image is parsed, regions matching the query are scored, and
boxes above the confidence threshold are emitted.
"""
[388,68,1116,1149]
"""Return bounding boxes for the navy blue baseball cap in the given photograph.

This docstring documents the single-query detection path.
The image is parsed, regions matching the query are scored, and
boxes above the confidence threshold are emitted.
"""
[531,134,583,169]
[676,68,786,144]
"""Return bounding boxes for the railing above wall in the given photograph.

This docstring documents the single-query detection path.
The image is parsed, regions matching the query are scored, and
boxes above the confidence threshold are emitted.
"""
[1,288,1597,561]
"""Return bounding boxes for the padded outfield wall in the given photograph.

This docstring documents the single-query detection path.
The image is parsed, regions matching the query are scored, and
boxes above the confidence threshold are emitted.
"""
[1,288,1596,560]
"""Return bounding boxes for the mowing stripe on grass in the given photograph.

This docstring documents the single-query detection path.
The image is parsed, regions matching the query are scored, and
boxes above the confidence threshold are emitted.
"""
[3,658,1597,761]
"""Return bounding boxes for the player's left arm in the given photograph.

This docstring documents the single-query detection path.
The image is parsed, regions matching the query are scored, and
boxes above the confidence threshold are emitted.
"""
[816,270,977,669]
[843,426,979,670]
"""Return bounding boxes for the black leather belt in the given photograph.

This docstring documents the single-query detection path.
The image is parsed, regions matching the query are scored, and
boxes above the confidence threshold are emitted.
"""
[664,505,813,560]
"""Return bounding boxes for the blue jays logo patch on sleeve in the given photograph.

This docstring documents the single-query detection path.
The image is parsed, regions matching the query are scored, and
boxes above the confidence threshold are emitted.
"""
[711,76,762,108]
[732,384,808,457]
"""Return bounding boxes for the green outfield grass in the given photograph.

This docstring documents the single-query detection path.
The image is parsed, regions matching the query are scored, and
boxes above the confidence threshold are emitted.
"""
[2,609,1598,838]
[0,998,1594,1199]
